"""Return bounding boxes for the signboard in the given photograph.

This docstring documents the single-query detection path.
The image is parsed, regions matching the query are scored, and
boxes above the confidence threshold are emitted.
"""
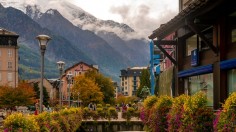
[191,49,199,66]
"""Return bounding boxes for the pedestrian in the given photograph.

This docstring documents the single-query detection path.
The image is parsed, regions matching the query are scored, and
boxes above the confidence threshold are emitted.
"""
[88,103,93,110]
[92,103,96,111]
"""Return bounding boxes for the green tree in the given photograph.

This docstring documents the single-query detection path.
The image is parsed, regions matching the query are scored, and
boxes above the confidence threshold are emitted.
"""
[33,83,50,106]
[71,75,104,106]
[85,70,115,104]
[137,68,151,97]
[0,82,36,109]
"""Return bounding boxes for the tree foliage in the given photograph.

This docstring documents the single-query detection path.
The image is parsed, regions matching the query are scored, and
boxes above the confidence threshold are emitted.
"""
[33,83,50,106]
[137,68,151,97]
[85,70,115,104]
[71,75,104,106]
[0,82,36,108]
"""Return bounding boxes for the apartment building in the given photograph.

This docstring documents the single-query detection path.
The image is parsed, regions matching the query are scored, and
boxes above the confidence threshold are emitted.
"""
[120,67,147,96]
[61,61,98,102]
[0,28,19,88]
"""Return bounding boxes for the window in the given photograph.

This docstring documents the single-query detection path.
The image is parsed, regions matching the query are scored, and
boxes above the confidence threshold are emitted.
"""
[185,27,212,56]
[185,73,213,107]
[0,50,1,57]
[0,61,1,69]
[229,12,236,44]
[232,29,236,43]
[186,35,197,56]
[125,87,127,90]
[8,49,13,57]
[7,73,13,81]
[133,86,137,90]
[0,73,1,81]
[8,62,13,69]
[228,69,236,95]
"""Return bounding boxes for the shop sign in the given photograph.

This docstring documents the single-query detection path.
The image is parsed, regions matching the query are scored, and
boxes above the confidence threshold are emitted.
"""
[191,49,198,66]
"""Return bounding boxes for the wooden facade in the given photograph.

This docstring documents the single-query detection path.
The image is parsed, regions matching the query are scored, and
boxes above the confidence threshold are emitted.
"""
[149,0,236,109]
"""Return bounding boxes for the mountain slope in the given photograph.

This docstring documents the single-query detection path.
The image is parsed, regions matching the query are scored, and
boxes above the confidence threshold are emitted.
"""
[35,9,132,79]
[0,5,94,79]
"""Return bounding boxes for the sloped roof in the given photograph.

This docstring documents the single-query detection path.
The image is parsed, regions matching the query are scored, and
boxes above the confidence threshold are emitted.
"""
[0,28,18,36]
[64,61,98,73]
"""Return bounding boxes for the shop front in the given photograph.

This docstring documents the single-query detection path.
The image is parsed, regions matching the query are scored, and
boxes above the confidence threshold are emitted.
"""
[178,65,213,107]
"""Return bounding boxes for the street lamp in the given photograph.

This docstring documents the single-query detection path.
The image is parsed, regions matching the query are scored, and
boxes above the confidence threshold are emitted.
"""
[66,73,73,107]
[36,34,51,113]
[57,61,65,108]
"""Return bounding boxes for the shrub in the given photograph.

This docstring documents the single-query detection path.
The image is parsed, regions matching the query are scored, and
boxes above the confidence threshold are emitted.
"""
[214,92,236,131]
[97,104,103,108]
[143,96,158,110]
[4,113,39,132]
[180,92,213,131]
[107,107,118,120]
[147,95,172,132]
[3,108,83,132]
[167,94,189,131]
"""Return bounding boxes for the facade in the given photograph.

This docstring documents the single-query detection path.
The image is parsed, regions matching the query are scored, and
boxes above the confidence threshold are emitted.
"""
[113,81,119,98]
[0,28,19,88]
[61,61,98,103]
[149,0,236,109]
[120,67,147,96]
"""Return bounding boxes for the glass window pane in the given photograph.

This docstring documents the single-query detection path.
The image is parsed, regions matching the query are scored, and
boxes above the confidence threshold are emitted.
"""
[228,69,236,95]
[186,35,197,56]
[188,73,213,106]
[232,29,236,43]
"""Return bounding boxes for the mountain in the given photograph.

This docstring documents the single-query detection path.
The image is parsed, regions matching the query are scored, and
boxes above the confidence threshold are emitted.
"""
[35,9,132,78]
[0,5,94,78]
[0,1,149,81]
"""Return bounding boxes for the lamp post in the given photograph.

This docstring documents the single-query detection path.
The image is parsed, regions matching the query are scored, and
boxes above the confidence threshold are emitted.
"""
[57,61,65,108]
[36,35,51,113]
[66,73,73,107]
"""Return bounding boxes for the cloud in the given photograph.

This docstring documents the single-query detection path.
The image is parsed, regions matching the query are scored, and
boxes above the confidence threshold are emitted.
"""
[110,2,178,39]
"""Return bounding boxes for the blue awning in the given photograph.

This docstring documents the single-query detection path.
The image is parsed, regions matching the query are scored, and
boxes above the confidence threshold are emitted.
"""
[220,58,236,70]
[178,64,213,77]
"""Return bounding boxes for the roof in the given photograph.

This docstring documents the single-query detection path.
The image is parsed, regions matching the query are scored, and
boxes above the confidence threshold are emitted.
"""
[0,28,18,36]
[148,0,225,40]
[130,67,148,70]
[120,67,147,77]
[64,61,98,73]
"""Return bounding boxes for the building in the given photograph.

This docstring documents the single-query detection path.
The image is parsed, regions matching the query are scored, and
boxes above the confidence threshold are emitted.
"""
[120,67,147,96]
[113,81,119,98]
[149,0,236,109]
[0,28,19,88]
[61,61,99,103]
[27,78,56,100]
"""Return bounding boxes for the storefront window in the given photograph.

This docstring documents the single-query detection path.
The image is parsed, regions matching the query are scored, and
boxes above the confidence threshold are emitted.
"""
[186,73,213,106]
[228,69,236,95]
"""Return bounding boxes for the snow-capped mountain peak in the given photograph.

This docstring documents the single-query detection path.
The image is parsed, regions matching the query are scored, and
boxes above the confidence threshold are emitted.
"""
[0,0,136,39]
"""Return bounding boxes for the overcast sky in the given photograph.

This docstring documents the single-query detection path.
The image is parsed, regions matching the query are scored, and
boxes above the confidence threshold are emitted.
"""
[70,0,179,37]
[1,0,179,38]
